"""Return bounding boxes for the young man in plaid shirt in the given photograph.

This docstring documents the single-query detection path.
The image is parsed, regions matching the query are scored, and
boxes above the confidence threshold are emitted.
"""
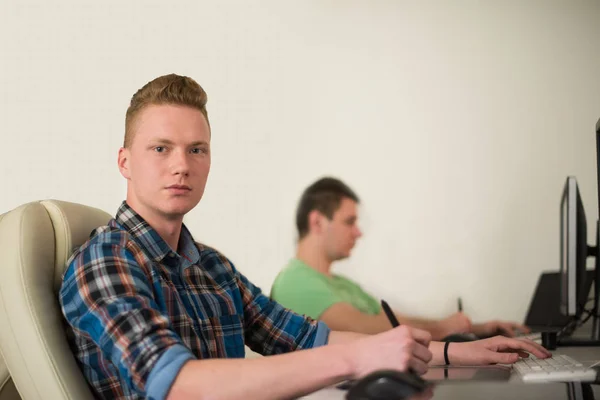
[59,74,550,400]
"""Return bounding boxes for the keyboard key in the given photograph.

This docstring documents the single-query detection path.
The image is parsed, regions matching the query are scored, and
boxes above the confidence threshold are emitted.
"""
[514,355,599,383]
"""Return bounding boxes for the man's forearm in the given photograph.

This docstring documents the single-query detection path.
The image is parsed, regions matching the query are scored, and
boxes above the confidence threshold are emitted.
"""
[167,343,353,400]
[395,315,446,340]
[328,330,367,345]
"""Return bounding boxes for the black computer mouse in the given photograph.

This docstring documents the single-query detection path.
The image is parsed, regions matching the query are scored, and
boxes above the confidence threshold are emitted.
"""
[442,332,479,342]
[346,369,429,400]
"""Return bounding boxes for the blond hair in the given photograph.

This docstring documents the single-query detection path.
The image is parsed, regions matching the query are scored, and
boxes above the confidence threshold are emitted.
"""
[124,74,209,148]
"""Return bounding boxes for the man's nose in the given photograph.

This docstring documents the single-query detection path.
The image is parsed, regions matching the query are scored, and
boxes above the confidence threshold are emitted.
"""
[171,150,190,176]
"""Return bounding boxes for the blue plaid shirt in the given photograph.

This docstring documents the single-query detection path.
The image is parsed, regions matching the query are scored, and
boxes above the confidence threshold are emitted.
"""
[59,202,329,400]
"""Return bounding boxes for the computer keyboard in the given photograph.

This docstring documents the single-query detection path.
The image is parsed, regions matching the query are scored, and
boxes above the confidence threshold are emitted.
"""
[517,332,542,343]
[514,355,599,383]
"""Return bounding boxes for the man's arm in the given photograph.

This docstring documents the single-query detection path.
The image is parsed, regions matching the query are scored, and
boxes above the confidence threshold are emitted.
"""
[394,312,471,341]
[320,302,471,340]
[471,320,531,337]
[320,302,396,334]
[168,326,433,400]
[167,330,553,400]
[168,342,351,400]
[327,330,367,344]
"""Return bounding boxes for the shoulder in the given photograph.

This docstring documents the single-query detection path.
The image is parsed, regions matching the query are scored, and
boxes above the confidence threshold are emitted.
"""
[64,222,149,282]
[281,259,326,281]
[60,223,142,299]
[69,224,134,261]
[273,259,330,293]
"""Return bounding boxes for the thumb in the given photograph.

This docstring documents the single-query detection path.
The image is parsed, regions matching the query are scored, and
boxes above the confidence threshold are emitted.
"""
[486,351,519,364]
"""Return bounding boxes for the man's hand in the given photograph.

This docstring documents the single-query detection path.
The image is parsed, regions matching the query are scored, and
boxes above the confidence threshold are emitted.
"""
[352,325,433,377]
[446,336,551,365]
[471,320,531,338]
[439,312,472,338]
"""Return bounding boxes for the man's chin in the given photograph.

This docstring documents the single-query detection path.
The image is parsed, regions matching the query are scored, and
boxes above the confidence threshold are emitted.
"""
[159,200,198,218]
[334,252,351,262]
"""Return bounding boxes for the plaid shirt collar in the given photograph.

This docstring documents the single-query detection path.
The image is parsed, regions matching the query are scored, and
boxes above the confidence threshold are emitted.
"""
[112,201,200,266]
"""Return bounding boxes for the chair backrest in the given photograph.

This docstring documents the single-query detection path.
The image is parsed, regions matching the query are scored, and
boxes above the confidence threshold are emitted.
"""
[0,212,19,400]
[0,200,112,400]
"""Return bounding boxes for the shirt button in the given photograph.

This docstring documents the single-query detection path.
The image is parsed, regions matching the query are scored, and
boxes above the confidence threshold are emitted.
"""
[169,252,176,257]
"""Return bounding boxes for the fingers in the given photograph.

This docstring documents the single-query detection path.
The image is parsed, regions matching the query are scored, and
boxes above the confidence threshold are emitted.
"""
[391,326,432,375]
[498,322,531,337]
[499,349,530,358]
[462,313,473,331]
[516,323,531,334]
[408,355,430,375]
[412,340,433,365]
[407,326,433,348]
[497,323,517,337]
[494,337,552,359]
[397,326,433,365]
[485,350,520,364]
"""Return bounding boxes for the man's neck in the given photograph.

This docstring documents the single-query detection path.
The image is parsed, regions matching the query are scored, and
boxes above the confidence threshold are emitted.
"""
[296,238,333,277]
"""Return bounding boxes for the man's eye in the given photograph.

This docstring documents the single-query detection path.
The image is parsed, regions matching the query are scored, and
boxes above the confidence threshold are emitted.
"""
[155,146,165,153]
[191,148,206,154]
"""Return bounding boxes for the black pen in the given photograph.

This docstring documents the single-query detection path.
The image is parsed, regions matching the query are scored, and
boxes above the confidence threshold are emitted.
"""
[457,297,463,312]
[382,299,423,377]
[381,299,400,328]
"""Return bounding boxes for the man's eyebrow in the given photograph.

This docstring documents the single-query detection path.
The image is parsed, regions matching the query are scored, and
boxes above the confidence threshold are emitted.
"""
[189,141,209,146]
[148,138,175,145]
[148,138,209,146]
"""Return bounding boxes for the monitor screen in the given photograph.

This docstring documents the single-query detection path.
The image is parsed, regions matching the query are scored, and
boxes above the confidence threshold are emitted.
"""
[559,176,589,317]
[560,177,574,315]
[597,117,600,220]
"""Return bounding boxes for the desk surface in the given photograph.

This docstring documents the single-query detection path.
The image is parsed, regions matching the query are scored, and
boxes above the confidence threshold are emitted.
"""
[303,345,600,400]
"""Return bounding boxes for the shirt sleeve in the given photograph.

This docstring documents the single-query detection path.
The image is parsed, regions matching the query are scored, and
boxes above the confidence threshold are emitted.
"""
[229,263,330,355]
[59,237,195,399]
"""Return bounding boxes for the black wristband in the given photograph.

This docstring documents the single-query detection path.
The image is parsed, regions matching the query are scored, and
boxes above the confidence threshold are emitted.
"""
[444,341,451,365]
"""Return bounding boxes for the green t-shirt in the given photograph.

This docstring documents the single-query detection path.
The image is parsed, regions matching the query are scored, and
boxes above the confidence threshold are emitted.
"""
[271,258,381,319]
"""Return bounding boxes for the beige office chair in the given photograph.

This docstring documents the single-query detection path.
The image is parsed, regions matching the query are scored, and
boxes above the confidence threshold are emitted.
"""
[0,214,19,400]
[0,200,112,400]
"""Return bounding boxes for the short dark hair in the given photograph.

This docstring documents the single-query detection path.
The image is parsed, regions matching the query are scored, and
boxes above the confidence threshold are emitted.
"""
[296,177,360,239]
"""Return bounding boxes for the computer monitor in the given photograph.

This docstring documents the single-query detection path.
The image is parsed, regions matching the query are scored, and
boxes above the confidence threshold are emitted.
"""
[559,176,591,317]
[597,117,600,219]
[557,119,600,346]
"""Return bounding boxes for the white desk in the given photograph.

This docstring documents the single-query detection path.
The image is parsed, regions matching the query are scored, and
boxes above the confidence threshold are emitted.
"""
[303,345,600,400]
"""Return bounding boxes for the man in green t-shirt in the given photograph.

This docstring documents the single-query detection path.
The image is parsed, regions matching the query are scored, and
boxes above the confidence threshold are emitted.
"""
[271,177,529,340]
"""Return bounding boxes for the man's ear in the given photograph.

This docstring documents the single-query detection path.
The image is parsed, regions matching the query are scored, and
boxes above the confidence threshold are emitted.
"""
[118,147,131,180]
[308,210,326,234]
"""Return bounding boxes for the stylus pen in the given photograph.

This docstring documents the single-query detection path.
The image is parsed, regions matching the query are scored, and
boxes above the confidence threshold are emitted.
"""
[381,300,421,376]
[458,297,463,312]
[381,299,400,328]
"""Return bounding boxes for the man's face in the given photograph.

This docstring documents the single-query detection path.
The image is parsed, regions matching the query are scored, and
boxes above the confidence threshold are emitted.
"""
[322,197,363,261]
[118,104,211,221]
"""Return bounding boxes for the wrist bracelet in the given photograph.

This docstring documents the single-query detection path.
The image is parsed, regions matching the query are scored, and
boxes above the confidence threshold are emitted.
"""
[444,341,451,365]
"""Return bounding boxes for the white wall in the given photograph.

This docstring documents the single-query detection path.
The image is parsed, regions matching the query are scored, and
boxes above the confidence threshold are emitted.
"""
[1,0,599,323]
